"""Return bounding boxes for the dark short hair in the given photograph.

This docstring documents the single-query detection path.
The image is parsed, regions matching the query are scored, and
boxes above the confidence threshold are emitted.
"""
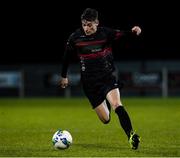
[81,8,98,21]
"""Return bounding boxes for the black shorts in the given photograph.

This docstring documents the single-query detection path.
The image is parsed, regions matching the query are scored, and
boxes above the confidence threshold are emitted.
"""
[81,73,119,109]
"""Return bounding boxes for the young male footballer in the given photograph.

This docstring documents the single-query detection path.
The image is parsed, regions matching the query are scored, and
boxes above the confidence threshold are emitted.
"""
[59,8,141,149]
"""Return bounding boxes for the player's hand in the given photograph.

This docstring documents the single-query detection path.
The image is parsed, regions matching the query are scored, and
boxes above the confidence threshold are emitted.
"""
[132,26,141,35]
[59,77,69,88]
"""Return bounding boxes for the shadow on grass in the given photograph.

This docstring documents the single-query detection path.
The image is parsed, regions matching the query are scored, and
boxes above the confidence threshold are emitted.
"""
[76,143,127,150]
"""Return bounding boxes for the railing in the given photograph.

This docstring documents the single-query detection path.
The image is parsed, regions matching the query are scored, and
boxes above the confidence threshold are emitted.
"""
[0,61,180,97]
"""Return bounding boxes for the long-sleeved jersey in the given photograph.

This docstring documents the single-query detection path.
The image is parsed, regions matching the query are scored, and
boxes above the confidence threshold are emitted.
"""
[61,27,134,79]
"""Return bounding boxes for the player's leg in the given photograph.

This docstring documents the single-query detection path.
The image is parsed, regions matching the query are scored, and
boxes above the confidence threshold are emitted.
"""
[94,100,110,124]
[106,88,132,137]
[105,99,111,113]
[106,88,140,149]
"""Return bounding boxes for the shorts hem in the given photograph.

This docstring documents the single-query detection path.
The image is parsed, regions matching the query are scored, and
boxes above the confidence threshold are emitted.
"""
[91,86,119,109]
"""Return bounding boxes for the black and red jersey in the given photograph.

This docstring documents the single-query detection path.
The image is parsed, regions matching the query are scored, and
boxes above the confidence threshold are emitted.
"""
[61,27,133,78]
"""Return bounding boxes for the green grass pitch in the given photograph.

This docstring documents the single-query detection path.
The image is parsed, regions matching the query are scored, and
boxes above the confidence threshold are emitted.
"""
[0,97,180,157]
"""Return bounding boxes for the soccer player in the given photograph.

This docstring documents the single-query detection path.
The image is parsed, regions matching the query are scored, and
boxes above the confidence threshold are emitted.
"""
[59,8,141,149]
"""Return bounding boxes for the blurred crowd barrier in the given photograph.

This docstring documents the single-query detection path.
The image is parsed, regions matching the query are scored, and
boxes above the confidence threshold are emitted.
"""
[0,60,180,97]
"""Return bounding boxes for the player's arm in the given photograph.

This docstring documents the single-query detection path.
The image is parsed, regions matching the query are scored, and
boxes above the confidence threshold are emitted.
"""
[121,26,141,37]
[109,26,142,40]
[59,34,75,89]
[59,46,72,89]
[60,46,70,89]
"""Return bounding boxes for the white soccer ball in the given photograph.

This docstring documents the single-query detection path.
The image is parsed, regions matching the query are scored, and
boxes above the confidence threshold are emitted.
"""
[52,129,73,149]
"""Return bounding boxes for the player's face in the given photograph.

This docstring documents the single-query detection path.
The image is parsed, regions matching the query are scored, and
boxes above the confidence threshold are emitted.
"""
[82,20,99,36]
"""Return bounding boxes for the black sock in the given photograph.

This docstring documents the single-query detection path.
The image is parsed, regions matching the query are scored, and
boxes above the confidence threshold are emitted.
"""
[115,106,133,139]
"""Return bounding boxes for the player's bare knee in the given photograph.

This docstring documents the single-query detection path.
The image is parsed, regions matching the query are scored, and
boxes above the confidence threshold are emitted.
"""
[103,118,110,124]
[111,103,121,110]
[100,116,110,124]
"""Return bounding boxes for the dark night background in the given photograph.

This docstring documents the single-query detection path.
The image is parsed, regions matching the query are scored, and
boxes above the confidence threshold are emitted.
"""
[2,1,180,64]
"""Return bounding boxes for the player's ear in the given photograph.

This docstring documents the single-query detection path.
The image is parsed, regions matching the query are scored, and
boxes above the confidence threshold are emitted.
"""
[95,19,99,26]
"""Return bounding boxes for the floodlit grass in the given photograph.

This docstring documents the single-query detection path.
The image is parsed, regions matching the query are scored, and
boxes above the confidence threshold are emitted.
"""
[0,97,180,157]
